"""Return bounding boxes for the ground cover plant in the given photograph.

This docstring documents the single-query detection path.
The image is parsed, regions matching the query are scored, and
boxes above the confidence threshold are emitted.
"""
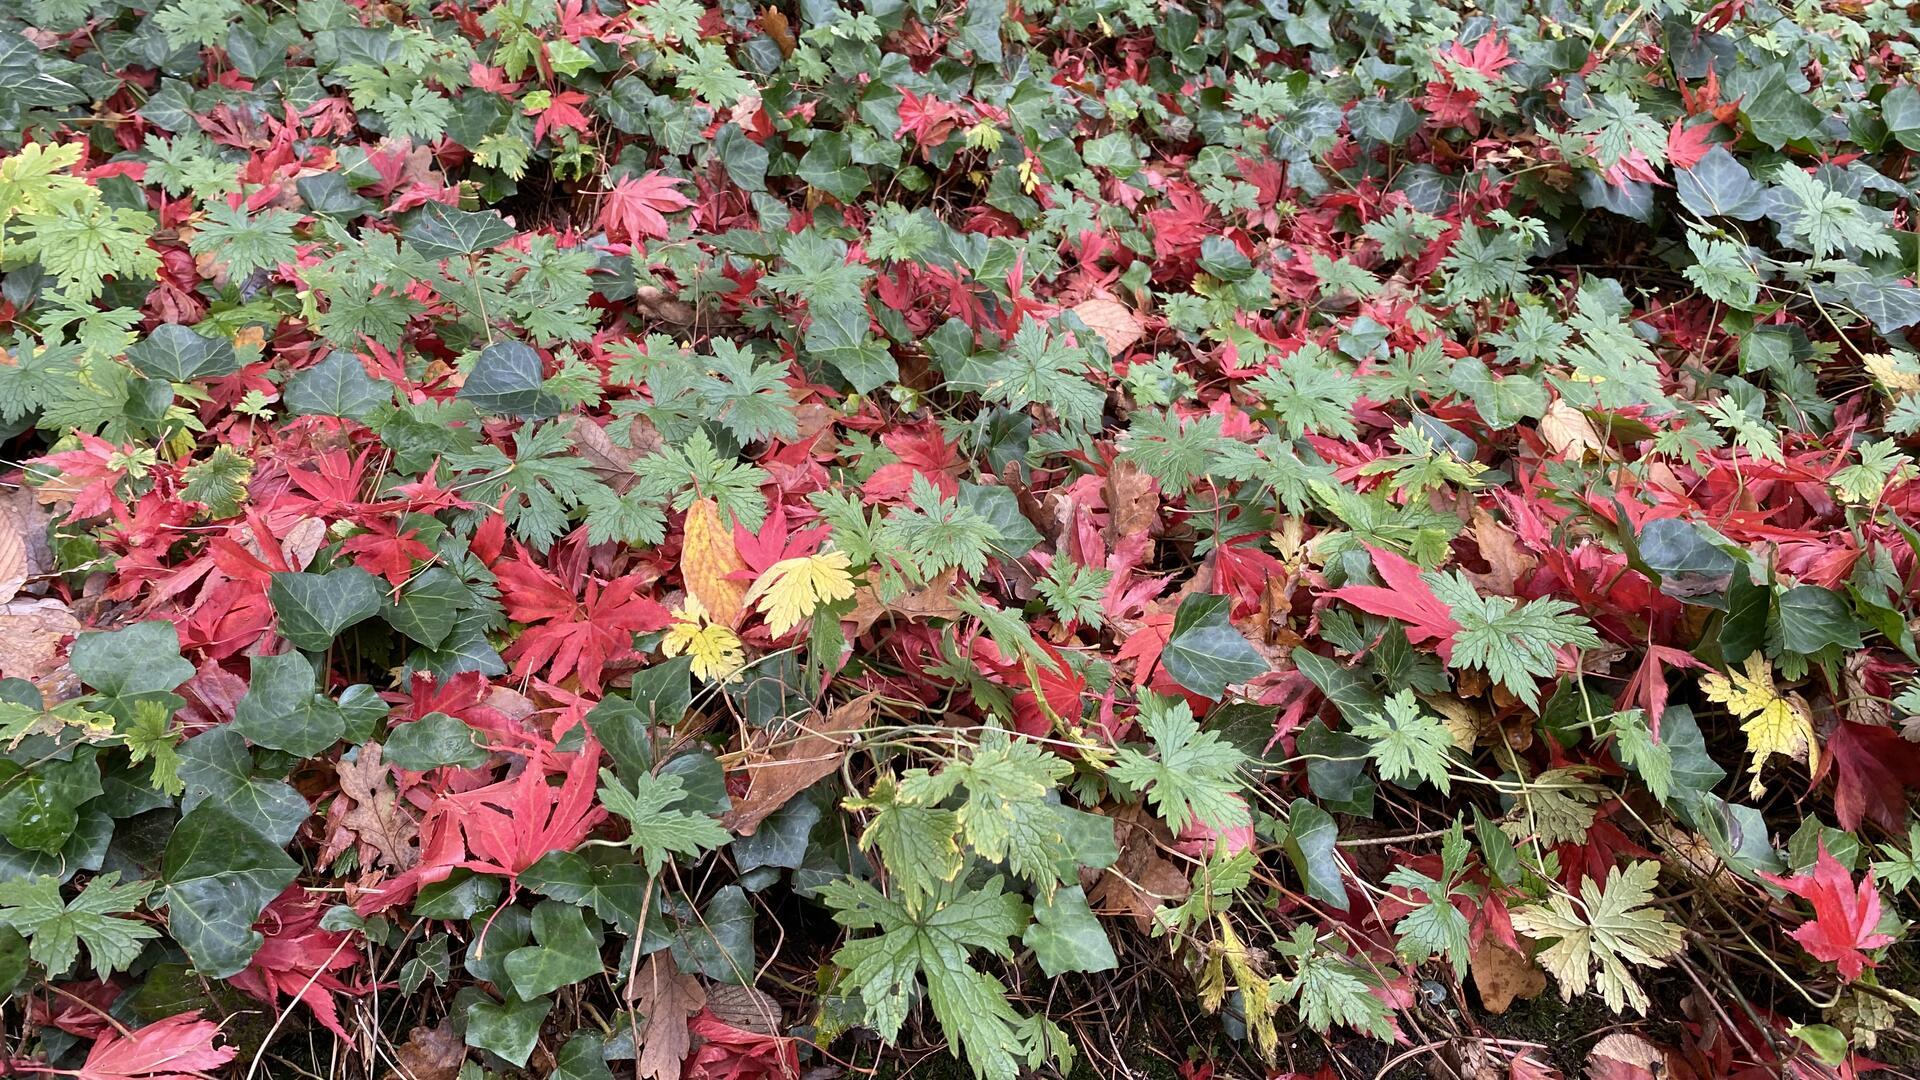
[3,0,1920,1076]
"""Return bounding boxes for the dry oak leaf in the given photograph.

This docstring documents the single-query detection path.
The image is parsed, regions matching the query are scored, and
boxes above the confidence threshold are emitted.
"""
[1072,297,1145,356]
[0,597,82,699]
[1468,939,1546,1014]
[331,743,420,871]
[721,695,875,835]
[380,1019,465,1080]
[1102,458,1159,549]
[0,486,52,604]
[844,568,964,637]
[681,497,749,628]
[632,951,707,1080]
[1089,802,1190,932]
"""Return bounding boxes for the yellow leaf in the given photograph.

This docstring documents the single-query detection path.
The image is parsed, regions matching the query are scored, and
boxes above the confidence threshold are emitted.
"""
[744,551,856,637]
[681,498,748,627]
[1700,652,1816,797]
[661,598,746,683]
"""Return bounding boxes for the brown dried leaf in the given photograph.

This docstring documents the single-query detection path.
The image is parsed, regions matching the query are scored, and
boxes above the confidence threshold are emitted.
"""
[1586,1033,1665,1080]
[1072,298,1145,356]
[0,598,81,699]
[1468,507,1536,595]
[1468,940,1546,1014]
[722,696,874,835]
[1089,803,1188,931]
[681,498,749,627]
[843,568,964,637]
[1539,399,1608,460]
[0,487,50,604]
[633,952,706,1080]
[705,983,781,1035]
[381,1020,465,1080]
[333,743,419,871]
[1102,459,1158,550]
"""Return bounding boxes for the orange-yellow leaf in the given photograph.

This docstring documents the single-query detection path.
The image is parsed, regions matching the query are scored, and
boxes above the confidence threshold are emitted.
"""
[681,497,748,627]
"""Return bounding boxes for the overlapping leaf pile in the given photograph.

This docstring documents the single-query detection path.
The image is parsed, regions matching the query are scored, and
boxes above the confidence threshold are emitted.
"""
[3,0,1920,1076]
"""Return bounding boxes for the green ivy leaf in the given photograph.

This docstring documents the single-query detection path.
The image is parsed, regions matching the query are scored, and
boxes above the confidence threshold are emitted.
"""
[270,567,385,651]
[1161,593,1268,699]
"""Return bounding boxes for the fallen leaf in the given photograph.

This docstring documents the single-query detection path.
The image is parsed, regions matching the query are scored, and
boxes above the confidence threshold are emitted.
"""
[1469,940,1546,1014]
[1586,1033,1664,1080]
[1467,507,1536,595]
[1090,803,1189,931]
[704,983,782,1036]
[1759,843,1897,981]
[381,1019,465,1080]
[1102,459,1159,550]
[1072,297,1145,356]
[682,498,749,628]
[633,951,706,1080]
[721,695,874,835]
[1539,399,1607,459]
[0,597,82,699]
[331,743,420,871]
[844,568,964,636]
[0,486,51,604]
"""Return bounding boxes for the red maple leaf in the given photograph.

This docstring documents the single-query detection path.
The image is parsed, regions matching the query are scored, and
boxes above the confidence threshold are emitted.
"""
[600,171,693,244]
[861,424,962,503]
[685,1010,804,1080]
[229,888,363,1039]
[530,89,592,142]
[69,1012,235,1080]
[731,503,826,575]
[27,433,129,519]
[496,547,671,693]
[1760,843,1896,981]
[339,518,434,587]
[1817,720,1920,833]
[445,743,607,882]
[1331,546,1461,661]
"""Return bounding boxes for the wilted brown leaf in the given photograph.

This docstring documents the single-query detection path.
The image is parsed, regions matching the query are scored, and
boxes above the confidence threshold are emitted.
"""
[330,743,419,871]
[844,569,964,636]
[381,1020,464,1080]
[0,487,49,604]
[1072,297,1145,356]
[1467,507,1536,595]
[0,598,81,699]
[706,983,781,1035]
[1468,940,1546,1014]
[722,695,874,835]
[1103,459,1158,549]
[632,952,706,1080]
[1089,803,1188,931]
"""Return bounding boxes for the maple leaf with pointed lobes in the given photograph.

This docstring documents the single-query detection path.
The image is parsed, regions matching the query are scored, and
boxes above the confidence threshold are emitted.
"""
[27,433,130,518]
[1332,546,1460,661]
[1817,720,1920,833]
[1760,844,1896,981]
[529,89,592,142]
[446,744,608,885]
[601,171,694,244]
[67,1012,235,1080]
[497,546,671,693]
[228,888,363,1039]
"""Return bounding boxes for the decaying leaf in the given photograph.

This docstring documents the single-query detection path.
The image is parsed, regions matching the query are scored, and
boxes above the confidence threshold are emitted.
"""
[1468,939,1546,1014]
[0,597,82,699]
[722,695,874,835]
[632,951,706,1080]
[328,743,420,871]
[1072,297,1145,356]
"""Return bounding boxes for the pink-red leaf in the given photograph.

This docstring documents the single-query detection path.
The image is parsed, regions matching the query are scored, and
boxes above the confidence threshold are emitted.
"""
[1760,844,1895,981]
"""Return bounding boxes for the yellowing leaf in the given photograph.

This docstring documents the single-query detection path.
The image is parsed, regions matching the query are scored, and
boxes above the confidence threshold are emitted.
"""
[662,598,746,683]
[744,550,856,636]
[681,497,748,627]
[1509,860,1684,1014]
[1701,652,1815,797]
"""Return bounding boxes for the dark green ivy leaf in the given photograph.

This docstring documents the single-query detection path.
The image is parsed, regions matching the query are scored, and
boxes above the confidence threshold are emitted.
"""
[269,567,385,651]
[68,622,194,699]
[284,352,393,420]
[1161,593,1268,699]
[160,805,300,977]
[458,340,546,415]
[126,323,238,382]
